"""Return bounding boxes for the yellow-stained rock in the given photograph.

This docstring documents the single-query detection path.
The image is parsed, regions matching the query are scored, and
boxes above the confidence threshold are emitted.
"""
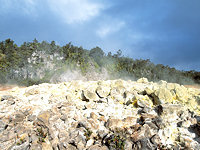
[155,88,174,103]
[137,77,148,83]
[174,84,188,102]
[96,86,110,98]
[37,111,51,126]
[25,86,40,96]
[145,86,154,95]
[83,89,99,101]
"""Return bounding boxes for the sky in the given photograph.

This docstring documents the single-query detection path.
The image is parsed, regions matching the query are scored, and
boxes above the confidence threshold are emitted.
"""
[0,0,200,71]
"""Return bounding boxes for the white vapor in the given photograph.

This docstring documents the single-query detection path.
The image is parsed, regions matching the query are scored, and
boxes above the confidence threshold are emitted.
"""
[0,0,104,23]
[47,0,104,24]
[96,20,125,38]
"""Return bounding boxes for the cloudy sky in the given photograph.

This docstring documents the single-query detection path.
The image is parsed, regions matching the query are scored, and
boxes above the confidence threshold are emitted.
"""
[0,0,200,71]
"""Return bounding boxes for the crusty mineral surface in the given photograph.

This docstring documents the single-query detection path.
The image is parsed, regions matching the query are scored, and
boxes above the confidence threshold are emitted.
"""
[1,78,200,150]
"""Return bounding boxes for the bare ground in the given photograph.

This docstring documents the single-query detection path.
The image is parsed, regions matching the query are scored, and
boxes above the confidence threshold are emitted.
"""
[184,84,200,89]
[0,84,25,95]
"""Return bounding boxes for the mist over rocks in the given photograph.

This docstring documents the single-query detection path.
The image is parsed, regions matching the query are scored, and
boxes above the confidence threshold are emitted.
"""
[1,39,200,87]
[0,78,200,149]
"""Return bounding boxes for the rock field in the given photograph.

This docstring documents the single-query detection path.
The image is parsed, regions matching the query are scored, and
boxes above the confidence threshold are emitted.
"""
[1,78,200,150]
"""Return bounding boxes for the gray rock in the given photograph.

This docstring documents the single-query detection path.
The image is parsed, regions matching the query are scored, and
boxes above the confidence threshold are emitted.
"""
[14,112,26,123]
[83,89,99,101]
[30,133,39,145]
[66,144,77,150]
[133,138,155,150]
[137,99,152,108]
[96,86,110,98]
[88,144,109,150]
[0,120,6,133]
[1,95,15,101]
[150,134,161,145]
[29,143,42,150]
[97,130,108,139]
[27,115,36,122]
[14,125,26,135]
[7,100,15,105]
[106,118,123,130]
[124,140,133,150]
[0,130,16,142]
[37,111,51,127]
[69,128,86,149]
[10,142,30,150]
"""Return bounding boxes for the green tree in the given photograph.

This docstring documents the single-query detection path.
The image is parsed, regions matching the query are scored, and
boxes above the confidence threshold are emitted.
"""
[89,47,105,67]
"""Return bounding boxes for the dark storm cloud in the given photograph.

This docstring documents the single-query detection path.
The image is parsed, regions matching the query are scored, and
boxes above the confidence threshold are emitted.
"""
[0,0,200,71]
[111,0,200,71]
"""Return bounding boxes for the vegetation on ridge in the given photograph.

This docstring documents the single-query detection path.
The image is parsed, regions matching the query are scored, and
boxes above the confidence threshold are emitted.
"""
[0,38,199,86]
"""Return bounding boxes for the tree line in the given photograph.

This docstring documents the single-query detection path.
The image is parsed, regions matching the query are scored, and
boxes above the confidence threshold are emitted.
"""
[0,38,199,86]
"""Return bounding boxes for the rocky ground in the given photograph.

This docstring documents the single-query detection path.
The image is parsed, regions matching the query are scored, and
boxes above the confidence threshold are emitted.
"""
[1,78,200,150]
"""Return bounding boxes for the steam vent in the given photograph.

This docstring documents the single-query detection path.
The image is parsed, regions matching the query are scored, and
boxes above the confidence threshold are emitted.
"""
[1,78,200,150]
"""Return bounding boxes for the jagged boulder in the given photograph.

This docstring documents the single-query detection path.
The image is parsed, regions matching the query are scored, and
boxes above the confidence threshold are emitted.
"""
[0,78,200,150]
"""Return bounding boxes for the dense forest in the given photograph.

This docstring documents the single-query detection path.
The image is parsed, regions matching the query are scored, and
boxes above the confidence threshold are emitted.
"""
[0,38,200,86]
